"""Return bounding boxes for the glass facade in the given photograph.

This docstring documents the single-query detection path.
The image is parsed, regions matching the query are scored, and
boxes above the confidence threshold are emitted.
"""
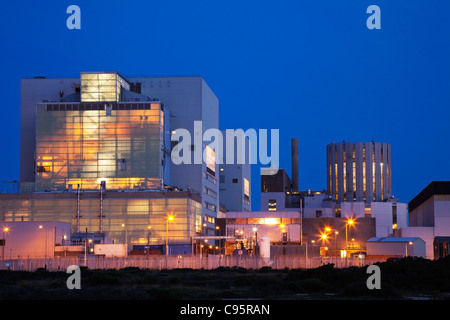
[81,72,130,102]
[35,102,165,191]
[0,193,202,245]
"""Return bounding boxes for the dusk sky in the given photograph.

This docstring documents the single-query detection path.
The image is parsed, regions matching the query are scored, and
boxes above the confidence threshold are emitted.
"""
[0,1,449,209]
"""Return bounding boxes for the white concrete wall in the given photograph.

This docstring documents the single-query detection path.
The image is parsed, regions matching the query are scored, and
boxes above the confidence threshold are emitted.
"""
[396,227,435,259]
[20,78,80,184]
[409,196,435,227]
[303,207,334,218]
[396,202,409,230]
[134,76,220,230]
[340,202,365,218]
[371,202,394,237]
[260,192,286,211]
[367,239,426,258]
[433,197,450,236]
[219,130,251,212]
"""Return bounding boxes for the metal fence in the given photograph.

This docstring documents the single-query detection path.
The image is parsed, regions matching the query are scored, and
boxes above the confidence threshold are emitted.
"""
[0,255,387,272]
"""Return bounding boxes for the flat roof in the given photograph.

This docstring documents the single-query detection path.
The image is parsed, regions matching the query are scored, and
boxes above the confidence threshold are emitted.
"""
[368,237,424,243]
[409,181,450,212]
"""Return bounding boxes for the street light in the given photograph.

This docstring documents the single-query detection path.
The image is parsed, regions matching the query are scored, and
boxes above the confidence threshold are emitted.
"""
[146,225,152,259]
[38,225,48,268]
[405,241,413,257]
[345,218,355,251]
[344,218,355,266]
[321,227,340,264]
[2,227,9,260]
[253,227,258,256]
[166,215,174,256]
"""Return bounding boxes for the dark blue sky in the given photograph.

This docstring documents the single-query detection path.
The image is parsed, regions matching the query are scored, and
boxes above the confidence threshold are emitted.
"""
[0,1,449,209]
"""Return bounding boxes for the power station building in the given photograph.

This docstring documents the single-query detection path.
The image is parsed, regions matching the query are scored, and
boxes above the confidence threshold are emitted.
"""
[257,138,408,258]
[326,141,392,203]
[1,71,251,253]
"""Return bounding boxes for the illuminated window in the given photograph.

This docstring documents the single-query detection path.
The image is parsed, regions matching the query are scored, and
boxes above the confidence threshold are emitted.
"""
[35,103,165,191]
[268,199,276,211]
[205,202,217,212]
[244,178,250,197]
[80,72,130,102]
[205,145,216,176]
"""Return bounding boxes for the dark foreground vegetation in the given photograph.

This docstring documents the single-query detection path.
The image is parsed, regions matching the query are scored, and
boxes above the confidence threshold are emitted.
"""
[1,256,450,300]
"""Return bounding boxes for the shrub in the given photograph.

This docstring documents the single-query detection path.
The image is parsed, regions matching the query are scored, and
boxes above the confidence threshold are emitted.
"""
[299,278,326,292]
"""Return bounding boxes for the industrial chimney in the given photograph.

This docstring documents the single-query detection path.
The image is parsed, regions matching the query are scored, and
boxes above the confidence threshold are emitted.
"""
[291,138,299,193]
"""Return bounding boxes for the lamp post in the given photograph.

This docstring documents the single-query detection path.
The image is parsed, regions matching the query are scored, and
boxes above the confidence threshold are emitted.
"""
[2,227,9,260]
[38,225,48,269]
[147,225,151,259]
[345,218,354,252]
[405,241,413,257]
[344,218,355,266]
[324,227,339,264]
[166,215,174,256]
[252,227,259,256]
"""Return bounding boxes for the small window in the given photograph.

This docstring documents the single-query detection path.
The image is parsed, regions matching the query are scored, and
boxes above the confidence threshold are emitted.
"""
[315,210,322,218]
[219,175,225,184]
[268,199,277,211]
[120,159,127,171]
[232,178,238,183]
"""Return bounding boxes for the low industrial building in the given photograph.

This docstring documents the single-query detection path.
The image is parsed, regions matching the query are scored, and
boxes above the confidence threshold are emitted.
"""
[0,190,204,252]
[0,221,71,259]
[395,181,450,259]
[366,237,426,259]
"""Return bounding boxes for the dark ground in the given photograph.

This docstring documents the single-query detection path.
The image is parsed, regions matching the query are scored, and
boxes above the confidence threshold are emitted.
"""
[0,256,450,300]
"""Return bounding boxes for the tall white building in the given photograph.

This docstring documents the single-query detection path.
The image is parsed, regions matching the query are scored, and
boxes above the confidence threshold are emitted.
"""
[396,181,450,259]
[218,130,251,212]
[19,72,223,238]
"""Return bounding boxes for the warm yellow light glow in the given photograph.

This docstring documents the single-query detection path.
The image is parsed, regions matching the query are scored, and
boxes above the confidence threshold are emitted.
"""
[168,216,174,222]
[408,241,413,245]
[279,224,285,228]
[321,234,328,240]
[3,227,9,232]
[39,225,43,229]
[262,218,279,225]
[347,218,355,225]
[325,227,331,232]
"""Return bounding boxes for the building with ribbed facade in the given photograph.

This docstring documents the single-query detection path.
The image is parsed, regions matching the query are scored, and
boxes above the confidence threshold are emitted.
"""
[326,141,392,203]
